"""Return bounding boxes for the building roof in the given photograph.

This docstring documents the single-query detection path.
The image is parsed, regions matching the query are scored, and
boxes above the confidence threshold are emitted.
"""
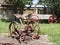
[25,5,47,8]
[0,0,47,8]
[0,3,47,8]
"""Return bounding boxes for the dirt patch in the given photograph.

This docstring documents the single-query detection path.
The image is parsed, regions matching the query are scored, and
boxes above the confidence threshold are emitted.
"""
[0,35,54,45]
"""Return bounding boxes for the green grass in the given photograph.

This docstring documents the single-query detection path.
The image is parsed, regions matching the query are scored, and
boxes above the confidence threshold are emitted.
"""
[40,24,60,45]
[0,20,60,45]
[0,20,9,34]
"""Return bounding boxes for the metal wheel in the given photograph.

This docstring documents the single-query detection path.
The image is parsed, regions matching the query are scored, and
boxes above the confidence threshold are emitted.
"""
[48,15,57,23]
[8,19,24,37]
[27,15,40,36]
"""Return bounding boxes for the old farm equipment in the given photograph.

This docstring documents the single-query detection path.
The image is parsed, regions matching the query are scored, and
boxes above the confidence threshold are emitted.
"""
[8,14,40,43]
[48,13,57,23]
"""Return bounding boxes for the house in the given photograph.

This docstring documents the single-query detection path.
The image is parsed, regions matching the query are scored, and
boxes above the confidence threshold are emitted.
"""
[24,5,47,15]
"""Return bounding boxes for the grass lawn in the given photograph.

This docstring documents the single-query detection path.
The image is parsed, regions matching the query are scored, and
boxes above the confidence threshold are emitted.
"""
[40,23,60,45]
[0,20,9,33]
[0,20,60,45]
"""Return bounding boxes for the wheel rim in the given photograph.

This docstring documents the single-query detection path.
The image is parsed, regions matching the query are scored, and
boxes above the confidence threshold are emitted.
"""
[48,15,57,23]
[27,15,40,35]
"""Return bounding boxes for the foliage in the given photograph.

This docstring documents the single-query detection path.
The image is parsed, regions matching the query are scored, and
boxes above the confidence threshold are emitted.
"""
[38,0,60,17]
[39,0,60,13]
[5,0,33,14]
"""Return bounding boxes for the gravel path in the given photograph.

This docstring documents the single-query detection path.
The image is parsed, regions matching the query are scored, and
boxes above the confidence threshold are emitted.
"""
[0,34,54,45]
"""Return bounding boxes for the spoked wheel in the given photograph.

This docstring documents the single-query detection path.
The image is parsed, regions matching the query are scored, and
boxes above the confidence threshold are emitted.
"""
[9,14,24,35]
[48,15,57,23]
[8,20,24,37]
[8,21,25,43]
[27,15,40,39]
[9,21,18,37]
